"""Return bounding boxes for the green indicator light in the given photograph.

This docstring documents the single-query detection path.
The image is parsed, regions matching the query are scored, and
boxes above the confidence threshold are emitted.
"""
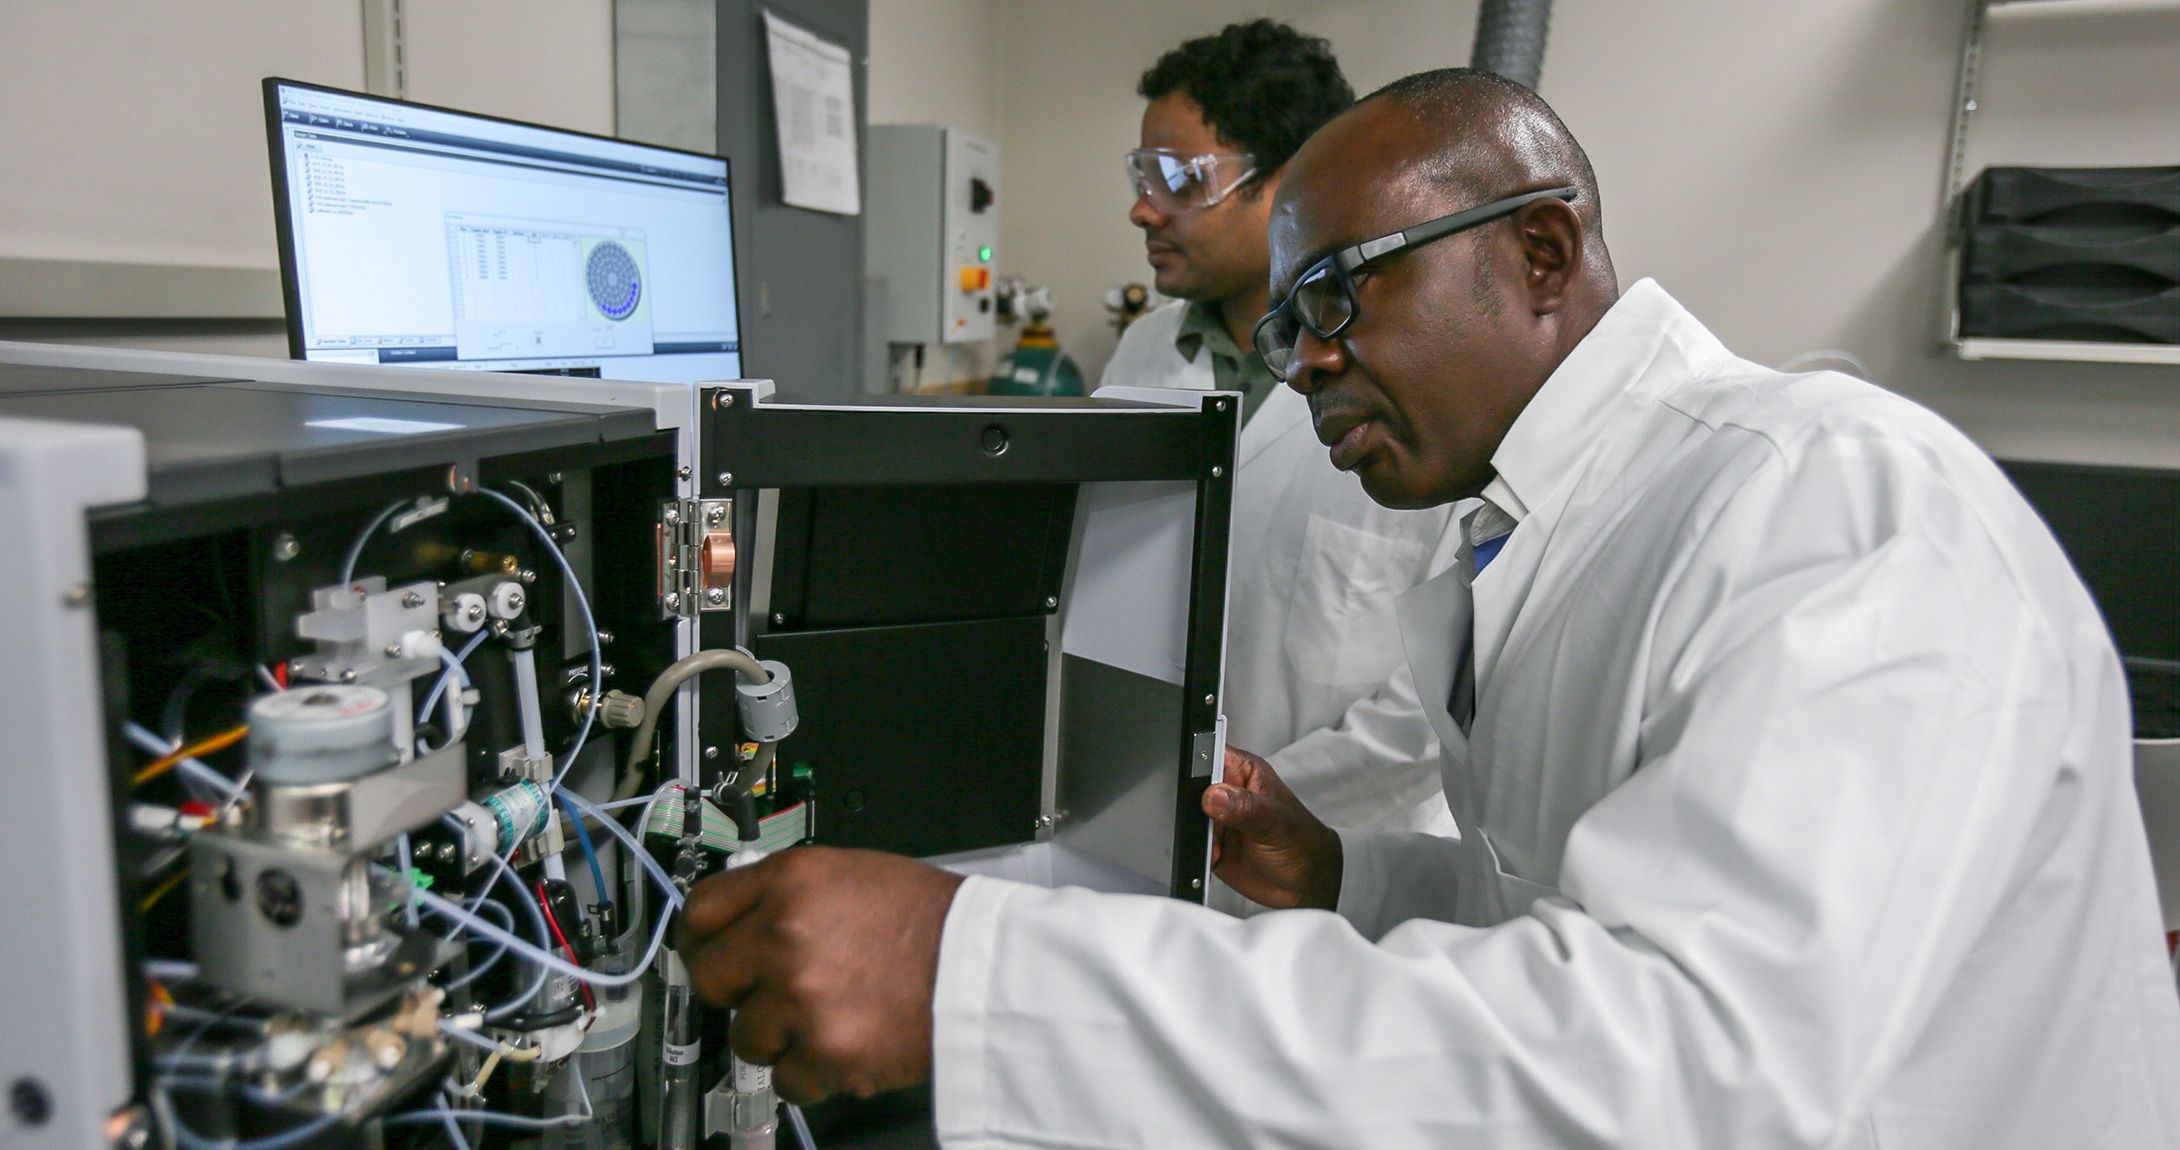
[978,245,992,262]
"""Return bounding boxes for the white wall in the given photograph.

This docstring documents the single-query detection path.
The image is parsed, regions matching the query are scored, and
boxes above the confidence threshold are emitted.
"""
[990,0,1476,392]
[867,0,1005,387]
[0,1,365,270]
[986,0,2180,468]
[9,0,2176,467]
[0,0,616,356]
[869,0,1002,140]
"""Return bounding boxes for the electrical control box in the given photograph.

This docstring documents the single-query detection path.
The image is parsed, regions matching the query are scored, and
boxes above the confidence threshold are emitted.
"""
[0,341,1233,1150]
[866,124,1000,346]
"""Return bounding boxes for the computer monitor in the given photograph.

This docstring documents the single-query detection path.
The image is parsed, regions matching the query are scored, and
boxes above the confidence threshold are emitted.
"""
[265,78,743,383]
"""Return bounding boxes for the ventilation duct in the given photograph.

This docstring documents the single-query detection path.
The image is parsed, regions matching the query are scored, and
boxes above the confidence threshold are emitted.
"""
[1470,0,1553,90]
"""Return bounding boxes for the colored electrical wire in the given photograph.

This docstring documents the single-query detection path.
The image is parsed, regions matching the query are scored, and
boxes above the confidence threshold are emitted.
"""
[611,648,773,801]
[560,784,684,908]
[122,723,246,803]
[426,815,553,1021]
[557,792,611,912]
[459,820,556,1023]
[133,723,248,786]
[536,881,597,1015]
[416,885,670,990]
[139,869,189,913]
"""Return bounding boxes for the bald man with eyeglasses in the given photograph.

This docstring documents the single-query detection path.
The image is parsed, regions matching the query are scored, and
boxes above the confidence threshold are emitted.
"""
[677,68,2180,1148]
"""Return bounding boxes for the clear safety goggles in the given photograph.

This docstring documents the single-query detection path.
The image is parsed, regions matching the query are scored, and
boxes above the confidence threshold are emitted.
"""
[1124,148,1259,213]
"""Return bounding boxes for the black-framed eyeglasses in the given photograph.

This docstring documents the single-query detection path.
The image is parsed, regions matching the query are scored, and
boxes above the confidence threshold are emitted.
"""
[1252,185,1578,382]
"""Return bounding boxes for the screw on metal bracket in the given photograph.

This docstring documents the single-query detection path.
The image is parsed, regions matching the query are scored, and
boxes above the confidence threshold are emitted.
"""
[1043,595,1058,609]
[665,592,682,611]
[705,588,727,606]
[518,569,537,585]
[401,591,426,608]
[1190,877,1203,891]
[1213,399,1228,411]
[704,746,720,761]
[716,471,733,486]
[705,504,727,527]
[383,642,403,657]
[596,630,614,646]
[1203,693,1215,706]
[1210,465,1225,478]
[720,392,737,407]
[548,472,565,484]
[10,1078,50,1126]
[676,465,693,480]
[771,612,786,625]
[272,534,301,562]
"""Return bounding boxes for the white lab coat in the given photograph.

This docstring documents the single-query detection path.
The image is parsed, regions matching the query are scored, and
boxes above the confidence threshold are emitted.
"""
[1101,301,1460,837]
[933,281,2180,1149]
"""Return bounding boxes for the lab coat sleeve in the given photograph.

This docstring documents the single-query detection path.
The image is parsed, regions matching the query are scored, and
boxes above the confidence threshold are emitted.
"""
[1266,660,1449,833]
[1333,825,1464,941]
[930,438,2090,1149]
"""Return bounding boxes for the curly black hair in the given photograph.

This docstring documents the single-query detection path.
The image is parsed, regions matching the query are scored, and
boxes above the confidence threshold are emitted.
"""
[1137,19,1353,188]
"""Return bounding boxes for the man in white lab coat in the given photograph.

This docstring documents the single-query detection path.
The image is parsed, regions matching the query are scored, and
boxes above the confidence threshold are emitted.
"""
[1114,20,1458,839]
[682,70,2180,1147]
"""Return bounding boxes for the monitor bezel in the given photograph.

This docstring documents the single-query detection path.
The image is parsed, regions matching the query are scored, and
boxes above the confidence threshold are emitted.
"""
[261,76,747,374]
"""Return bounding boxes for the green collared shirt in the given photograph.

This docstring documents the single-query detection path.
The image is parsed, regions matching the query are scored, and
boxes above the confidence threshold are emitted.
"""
[1174,302,1278,429]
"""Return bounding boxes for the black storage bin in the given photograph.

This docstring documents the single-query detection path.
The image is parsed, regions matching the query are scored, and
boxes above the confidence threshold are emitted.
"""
[1959,166,2180,344]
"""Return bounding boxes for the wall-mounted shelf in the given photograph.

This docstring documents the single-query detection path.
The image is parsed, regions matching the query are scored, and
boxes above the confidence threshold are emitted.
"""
[1956,337,2180,365]
[1938,0,2180,365]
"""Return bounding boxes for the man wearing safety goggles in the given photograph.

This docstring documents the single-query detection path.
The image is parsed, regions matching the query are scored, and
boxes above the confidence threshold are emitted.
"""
[1105,21,1464,885]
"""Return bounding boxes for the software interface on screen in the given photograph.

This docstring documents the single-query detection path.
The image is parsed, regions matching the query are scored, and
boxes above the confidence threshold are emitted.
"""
[269,81,742,383]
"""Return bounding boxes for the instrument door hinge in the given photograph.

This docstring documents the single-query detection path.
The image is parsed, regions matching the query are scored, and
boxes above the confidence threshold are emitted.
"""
[658,498,734,618]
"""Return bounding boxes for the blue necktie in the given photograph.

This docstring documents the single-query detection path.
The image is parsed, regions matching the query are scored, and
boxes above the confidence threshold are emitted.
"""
[1451,533,1509,731]
[1472,533,1510,574]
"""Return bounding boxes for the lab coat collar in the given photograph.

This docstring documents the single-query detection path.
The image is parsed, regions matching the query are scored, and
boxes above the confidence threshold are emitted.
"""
[1484,279,1723,524]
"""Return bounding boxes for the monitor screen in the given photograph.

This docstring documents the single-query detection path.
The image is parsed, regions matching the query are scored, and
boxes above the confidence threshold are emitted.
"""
[265,78,742,383]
